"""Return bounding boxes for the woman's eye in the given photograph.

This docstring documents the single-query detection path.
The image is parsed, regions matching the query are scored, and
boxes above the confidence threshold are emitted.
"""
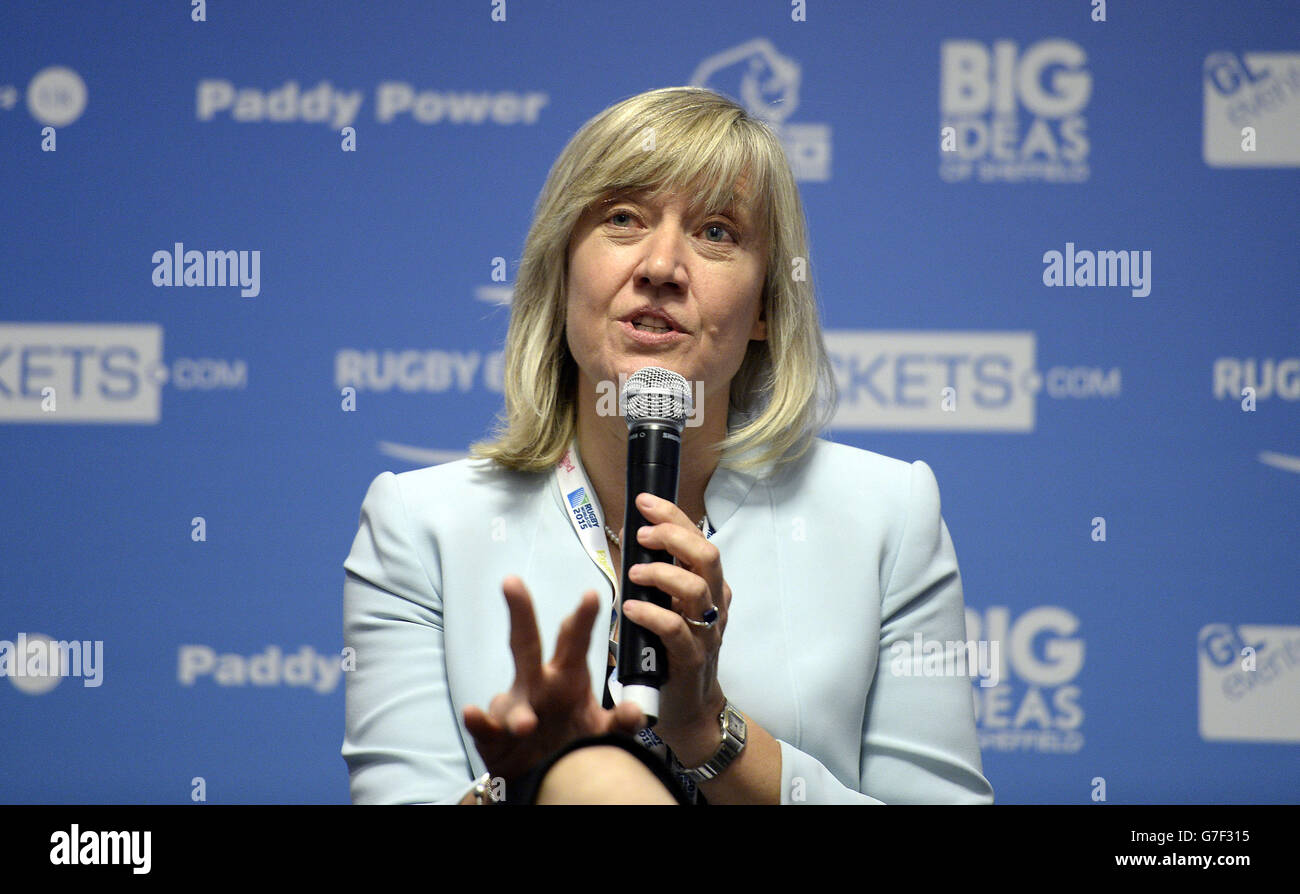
[703,223,734,243]
[605,206,738,240]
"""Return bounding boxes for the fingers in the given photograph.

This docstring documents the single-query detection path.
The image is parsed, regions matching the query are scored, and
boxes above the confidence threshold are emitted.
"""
[467,584,639,777]
[463,703,506,744]
[622,598,706,657]
[633,495,722,570]
[489,584,604,719]
[632,494,726,625]
[718,582,732,635]
[633,492,694,529]
[473,587,600,743]
[628,561,714,618]
[632,497,725,611]
[636,526,721,579]
[551,590,600,669]
[611,699,649,736]
[502,701,538,736]
[489,691,539,736]
[502,575,543,688]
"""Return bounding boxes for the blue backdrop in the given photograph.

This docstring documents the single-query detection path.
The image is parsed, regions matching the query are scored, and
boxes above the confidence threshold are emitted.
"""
[2,0,1297,804]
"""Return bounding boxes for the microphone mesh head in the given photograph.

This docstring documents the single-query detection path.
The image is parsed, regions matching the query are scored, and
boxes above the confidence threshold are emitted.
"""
[623,367,691,430]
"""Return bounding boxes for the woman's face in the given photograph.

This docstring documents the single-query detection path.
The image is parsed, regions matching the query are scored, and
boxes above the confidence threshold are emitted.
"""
[564,186,768,420]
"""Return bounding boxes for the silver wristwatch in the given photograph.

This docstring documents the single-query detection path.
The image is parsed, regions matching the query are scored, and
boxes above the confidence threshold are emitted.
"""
[679,701,747,783]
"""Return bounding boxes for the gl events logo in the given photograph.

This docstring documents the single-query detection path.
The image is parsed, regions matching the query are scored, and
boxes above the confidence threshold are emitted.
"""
[1203,52,1300,167]
[1198,624,1300,743]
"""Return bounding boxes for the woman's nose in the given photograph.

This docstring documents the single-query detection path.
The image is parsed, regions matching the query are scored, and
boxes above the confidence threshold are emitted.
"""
[635,222,688,291]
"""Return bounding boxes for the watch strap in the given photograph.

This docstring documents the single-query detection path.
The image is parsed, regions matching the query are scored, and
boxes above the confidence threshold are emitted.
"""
[679,701,747,783]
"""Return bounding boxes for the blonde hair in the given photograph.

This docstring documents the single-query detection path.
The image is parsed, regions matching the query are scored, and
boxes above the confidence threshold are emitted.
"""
[469,86,837,475]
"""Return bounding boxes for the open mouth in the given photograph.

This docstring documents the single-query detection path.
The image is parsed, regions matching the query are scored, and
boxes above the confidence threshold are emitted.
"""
[623,309,684,333]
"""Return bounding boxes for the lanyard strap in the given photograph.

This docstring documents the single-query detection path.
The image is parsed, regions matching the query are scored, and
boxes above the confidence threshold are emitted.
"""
[554,441,619,594]
[554,440,627,709]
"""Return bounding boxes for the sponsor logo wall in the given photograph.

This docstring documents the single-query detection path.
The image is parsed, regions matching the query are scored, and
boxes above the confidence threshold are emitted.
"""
[3,0,1296,804]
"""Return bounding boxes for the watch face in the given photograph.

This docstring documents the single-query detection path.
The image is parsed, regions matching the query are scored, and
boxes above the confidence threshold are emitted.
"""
[726,706,747,740]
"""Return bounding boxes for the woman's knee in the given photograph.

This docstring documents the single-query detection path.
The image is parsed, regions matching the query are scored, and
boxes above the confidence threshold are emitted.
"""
[535,744,678,805]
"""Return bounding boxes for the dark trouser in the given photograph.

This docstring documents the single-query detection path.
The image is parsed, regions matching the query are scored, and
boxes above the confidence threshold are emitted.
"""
[500,732,704,805]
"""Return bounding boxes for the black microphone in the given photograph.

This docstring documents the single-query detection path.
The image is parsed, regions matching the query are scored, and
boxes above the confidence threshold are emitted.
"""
[616,366,692,725]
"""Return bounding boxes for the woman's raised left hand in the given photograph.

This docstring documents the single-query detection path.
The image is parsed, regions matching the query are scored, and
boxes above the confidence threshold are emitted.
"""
[620,492,732,765]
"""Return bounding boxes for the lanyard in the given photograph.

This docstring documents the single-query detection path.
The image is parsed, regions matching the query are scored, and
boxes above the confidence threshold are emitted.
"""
[554,441,620,596]
[554,440,628,708]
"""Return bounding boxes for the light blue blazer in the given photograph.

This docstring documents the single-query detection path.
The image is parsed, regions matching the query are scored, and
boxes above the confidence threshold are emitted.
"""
[341,436,994,804]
